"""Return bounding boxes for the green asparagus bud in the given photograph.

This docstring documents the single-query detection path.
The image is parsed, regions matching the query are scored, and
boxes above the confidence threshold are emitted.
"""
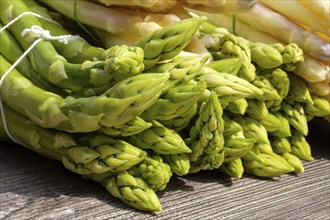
[271,43,304,71]
[103,45,144,81]
[252,75,281,101]
[289,130,314,161]
[198,67,263,101]
[281,152,304,173]
[205,58,243,76]
[99,117,152,137]
[219,33,256,81]
[224,98,248,115]
[147,55,208,93]
[285,74,313,105]
[222,114,244,138]
[103,171,162,211]
[219,158,244,179]
[198,21,230,51]
[160,102,198,132]
[189,92,224,161]
[250,42,283,69]
[64,135,147,174]
[128,120,191,154]
[281,101,308,136]
[223,138,255,162]
[246,100,283,132]
[259,68,290,111]
[161,153,191,176]
[135,17,206,70]
[305,95,330,120]
[141,82,206,121]
[270,136,291,154]
[243,153,294,177]
[233,116,270,145]
[128,155,172,191]
[189,151,225,173]
[269,112,292,138]
[222,115,256,161]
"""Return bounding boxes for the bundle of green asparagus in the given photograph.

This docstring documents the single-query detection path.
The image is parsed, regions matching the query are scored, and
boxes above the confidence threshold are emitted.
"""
[0,0,329,212]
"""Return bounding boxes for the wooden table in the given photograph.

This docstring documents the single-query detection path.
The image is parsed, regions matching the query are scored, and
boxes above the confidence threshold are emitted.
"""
[1,118,329,219]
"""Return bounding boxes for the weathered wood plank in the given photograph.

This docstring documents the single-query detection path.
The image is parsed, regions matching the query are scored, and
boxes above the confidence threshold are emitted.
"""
[1,118,329,219]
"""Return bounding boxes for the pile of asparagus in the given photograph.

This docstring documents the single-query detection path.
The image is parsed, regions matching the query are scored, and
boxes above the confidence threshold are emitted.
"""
[0,0,329,212]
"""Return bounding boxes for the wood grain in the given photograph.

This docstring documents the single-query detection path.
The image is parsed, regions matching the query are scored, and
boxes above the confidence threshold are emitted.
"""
[1,118,329,220]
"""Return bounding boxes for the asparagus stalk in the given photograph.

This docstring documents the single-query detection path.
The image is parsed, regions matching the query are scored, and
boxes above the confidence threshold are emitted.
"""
[99,117,152,137]
[0,22,65,95]
[140,81,206,121]
[0,55,168,132]
[0,104,147,175]
[146,55,208,93]
[0,0,113,95]
[198,67,264,101]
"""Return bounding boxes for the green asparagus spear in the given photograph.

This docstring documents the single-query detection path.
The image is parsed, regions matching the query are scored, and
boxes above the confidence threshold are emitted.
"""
[289,130,314,161]
[243,152,294,178]
[90,171,162,211]
[285,74,313,105]
[147,55,208,93]
[280,101,308,136]
[189,151,225,173]
[128,120,191,154]
[99,117,152,137]
[251,75,281,101]
[198,67,263,101]
[250,42,283,69]
[281,152,304,173]
[135,16,206,70]
[219,33,256,81]
[205,58,243,76]
[140,82,206,121]
[159,102,198,132]
[304,95,330,121]
[224,98,248,115]
[0,0,113,94]
[232,115,270,145]
[0,22,65,95]
[219,158,244,179]
[271,43,304,71]
[189,92,224,161]
[161,153,191,176]
[245,100,283,132]
[223,115,255,162]
[269,136,291,154]
[127,155,172,191]
[1,55,168,132]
